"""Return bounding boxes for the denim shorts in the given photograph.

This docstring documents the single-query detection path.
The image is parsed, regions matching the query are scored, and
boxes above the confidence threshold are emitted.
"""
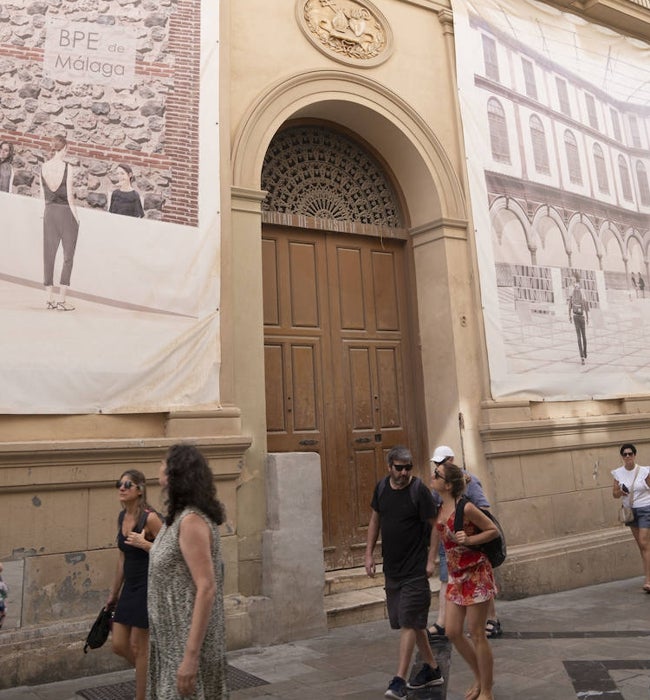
[629,506,650,529]
[438,542,448,583]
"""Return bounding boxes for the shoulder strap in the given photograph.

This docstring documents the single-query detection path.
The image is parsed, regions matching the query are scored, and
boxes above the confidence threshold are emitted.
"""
[377,476,421,510]
[135,509,149,533]
[630,466,641,507]
[408,476,421,509]
[453,496,468,532]
[376,475,390,501]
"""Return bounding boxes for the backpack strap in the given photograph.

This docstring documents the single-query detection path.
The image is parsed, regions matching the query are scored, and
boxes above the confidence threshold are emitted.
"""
[453,496,469,532]
[377,475,421,510]
[376,475,390,502]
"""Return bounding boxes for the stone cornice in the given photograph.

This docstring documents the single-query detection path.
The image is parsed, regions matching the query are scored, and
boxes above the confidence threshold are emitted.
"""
[480,411,650,457]
[0,436,252,489]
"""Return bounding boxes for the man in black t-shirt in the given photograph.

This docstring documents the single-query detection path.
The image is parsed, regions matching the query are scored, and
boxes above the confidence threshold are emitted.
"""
[365,445,443,699]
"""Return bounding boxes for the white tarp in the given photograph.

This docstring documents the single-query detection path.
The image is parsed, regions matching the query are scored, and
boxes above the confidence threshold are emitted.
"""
[452,0,650,400]
[0,1,220,413]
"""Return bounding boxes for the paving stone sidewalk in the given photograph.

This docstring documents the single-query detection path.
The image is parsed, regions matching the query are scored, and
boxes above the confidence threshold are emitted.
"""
[1,576,649,699]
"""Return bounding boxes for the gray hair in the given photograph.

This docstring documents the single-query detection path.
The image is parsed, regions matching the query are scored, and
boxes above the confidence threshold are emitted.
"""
[386,445,413,466]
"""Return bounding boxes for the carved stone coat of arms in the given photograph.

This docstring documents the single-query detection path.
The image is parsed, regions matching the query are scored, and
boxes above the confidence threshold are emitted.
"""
[297,0,393,66]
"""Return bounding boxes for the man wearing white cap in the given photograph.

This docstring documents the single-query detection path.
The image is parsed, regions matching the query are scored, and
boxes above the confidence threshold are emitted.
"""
[428,446,502,640]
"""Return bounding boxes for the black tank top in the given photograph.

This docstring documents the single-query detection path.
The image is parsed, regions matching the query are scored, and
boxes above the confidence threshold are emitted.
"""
[42,163,69,205]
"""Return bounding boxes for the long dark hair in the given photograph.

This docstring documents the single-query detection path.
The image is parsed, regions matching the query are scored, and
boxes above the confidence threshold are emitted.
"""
[163,443,226,526]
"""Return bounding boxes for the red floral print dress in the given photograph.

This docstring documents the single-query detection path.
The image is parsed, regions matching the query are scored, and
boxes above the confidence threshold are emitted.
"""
[437,512,496,606]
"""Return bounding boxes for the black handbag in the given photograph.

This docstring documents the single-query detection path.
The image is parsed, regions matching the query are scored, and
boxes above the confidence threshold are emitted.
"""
[83,605,114,653]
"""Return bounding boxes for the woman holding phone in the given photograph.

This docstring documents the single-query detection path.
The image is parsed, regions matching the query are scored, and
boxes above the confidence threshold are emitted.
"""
[611,443,650,592]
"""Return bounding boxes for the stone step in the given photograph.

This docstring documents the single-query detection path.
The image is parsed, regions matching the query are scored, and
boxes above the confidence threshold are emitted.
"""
[325,565,384,595]
[324,586,388,628]
[324,578,442,629]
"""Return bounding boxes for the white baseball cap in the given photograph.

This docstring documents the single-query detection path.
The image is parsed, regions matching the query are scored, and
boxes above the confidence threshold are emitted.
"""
[430,445,454,464]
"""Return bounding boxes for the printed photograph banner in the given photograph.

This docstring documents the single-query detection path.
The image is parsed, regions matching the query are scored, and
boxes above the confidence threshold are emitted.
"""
[452,0,650,400]
[0,0,221,413]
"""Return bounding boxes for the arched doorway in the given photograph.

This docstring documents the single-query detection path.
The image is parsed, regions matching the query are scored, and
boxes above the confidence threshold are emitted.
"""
[261,124,423,570]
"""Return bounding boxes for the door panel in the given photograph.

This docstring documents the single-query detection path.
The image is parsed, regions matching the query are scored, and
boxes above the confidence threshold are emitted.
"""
[263,225,417,570]
[291,344,319,431]
[371,251,400,330]
[289,241,320,328]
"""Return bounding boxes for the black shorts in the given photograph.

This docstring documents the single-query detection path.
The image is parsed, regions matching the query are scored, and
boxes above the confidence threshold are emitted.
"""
[385,575,431,630]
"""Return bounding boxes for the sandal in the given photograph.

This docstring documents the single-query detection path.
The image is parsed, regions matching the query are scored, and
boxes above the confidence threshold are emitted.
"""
[485,619,502,638]
[46,301,57,310]
[642,585,650,594]
[427,623,446,640]
[56,301,75,311]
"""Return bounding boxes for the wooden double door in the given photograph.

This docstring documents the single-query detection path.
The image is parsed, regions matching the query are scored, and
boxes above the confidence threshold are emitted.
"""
[263,225,418,570]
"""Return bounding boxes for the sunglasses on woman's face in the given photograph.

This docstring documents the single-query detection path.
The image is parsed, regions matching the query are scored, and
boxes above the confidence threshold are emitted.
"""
[115,479,136,490]
[433,468,447,482]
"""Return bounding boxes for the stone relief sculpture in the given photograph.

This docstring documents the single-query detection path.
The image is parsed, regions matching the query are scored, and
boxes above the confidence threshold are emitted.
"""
[298,0,392,66]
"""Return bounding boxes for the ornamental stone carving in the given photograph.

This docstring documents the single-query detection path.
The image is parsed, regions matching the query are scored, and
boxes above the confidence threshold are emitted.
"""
[261,125,403,227]
[297,0,393,67]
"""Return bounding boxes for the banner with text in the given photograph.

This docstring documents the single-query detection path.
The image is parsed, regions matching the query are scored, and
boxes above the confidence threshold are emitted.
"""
[0,0,220,413]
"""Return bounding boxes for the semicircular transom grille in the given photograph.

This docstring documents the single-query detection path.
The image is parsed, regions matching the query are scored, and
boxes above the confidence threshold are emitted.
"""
[261,126,403,228]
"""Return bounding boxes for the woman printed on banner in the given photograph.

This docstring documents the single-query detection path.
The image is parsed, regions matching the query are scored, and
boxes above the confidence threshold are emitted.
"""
[41,134,79,311]
[109,163,144,218]
[0,140,14,193]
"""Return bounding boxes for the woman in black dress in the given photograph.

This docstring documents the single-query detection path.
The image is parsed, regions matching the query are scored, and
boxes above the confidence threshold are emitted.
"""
[109,163,144,217]
[107,469,162,700]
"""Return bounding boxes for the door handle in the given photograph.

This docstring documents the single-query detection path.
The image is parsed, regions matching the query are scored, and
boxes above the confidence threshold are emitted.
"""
[299,439,318,446]
[355,437,371,443]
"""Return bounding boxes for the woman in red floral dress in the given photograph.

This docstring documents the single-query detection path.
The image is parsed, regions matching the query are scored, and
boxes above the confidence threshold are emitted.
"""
[432,461,498,700]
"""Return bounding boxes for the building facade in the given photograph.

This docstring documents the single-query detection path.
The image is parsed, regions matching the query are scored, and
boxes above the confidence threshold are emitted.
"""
[2,0,650,687]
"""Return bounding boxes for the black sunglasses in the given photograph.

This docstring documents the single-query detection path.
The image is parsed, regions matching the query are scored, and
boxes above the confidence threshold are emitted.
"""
[622,452,634,457]
[115,479,136,490]
[433,467,448,482]
[392,463,413,472]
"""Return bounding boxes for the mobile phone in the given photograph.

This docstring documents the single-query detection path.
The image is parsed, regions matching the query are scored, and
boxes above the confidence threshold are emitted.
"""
[621,484,629,494]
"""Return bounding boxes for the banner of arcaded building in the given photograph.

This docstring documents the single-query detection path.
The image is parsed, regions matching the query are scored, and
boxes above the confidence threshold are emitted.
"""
[452,0,650,400]
[0,0,220,412]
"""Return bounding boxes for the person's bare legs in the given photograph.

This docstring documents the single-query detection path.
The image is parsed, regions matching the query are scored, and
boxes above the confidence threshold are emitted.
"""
[446,600,494,700]
[396,627,417,679]
[130,627,149,700]
[414,627,440,670]
[466,601,494,700]
[631,526,650,586]
[111,622,135,665]
[446,602,478,698]
[435,581,447,629]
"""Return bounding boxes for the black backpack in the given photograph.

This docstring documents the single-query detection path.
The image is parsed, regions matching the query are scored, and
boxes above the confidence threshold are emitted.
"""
[453,496,506,568]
